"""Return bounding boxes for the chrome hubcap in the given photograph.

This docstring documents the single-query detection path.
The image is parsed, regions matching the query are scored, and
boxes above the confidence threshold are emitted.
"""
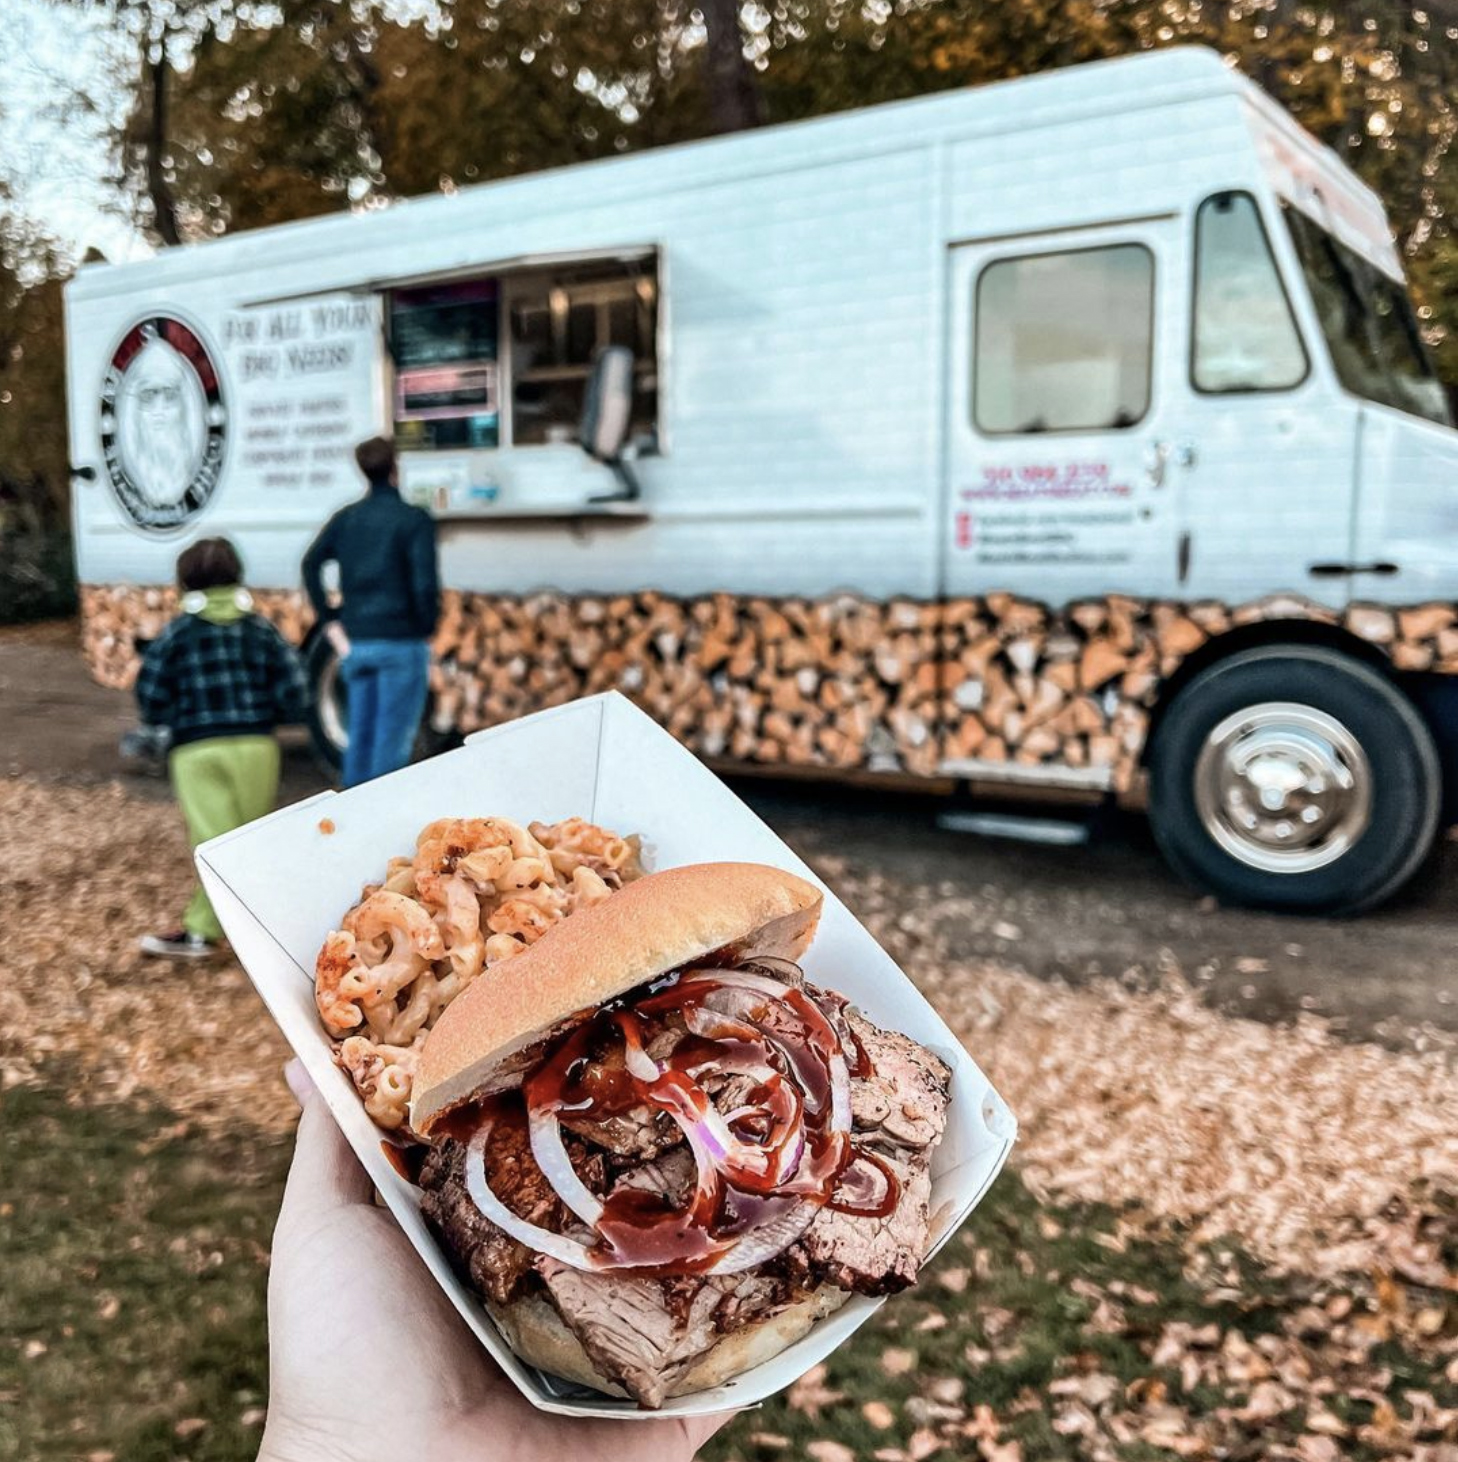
[1193,703,1371,874]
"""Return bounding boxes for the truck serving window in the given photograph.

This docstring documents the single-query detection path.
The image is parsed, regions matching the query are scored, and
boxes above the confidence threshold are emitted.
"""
[1282,204,1452,427]
[389,280,501,450]
[1192,192,1307,393]
[507,261,658,446]
[974,244,1154,435]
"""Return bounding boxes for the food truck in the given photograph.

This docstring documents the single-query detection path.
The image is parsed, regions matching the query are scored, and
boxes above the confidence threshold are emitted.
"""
[66,46,1458,913]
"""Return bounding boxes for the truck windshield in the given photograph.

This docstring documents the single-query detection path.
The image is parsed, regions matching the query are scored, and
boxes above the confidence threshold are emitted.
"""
[1282,203,1452,428]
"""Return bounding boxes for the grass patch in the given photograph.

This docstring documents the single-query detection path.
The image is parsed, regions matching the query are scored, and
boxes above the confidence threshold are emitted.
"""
[2,1072,1452,1462]
[0,1078,288,1462]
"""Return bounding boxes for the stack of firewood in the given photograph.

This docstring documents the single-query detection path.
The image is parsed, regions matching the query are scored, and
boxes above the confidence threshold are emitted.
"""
[80,581,1458,790]
[80,585,311,689]
[430,590,945,774]
[938,593,1209,788]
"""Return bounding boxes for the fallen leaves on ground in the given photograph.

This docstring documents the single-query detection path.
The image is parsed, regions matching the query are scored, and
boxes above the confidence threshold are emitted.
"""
[0,779,293,1133]
[721,1183,1458,1462]
[820,854,1458,1280]
[8,774,1454,1283]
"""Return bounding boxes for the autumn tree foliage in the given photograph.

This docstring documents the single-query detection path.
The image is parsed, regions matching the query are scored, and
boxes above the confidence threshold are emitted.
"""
[115,0,1457,385]
[0,210,75,620]
[0,220,68,530]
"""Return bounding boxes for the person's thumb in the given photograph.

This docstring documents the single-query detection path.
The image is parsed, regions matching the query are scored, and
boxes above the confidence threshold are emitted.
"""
[284,1057,316,1109]
[276,1060,374,1229]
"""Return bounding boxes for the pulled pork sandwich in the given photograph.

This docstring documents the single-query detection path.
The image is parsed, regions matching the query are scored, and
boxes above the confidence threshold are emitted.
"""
[409,861,952,1408]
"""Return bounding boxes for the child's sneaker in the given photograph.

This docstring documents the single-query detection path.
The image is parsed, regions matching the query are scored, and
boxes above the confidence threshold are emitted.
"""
[139,930,218,960]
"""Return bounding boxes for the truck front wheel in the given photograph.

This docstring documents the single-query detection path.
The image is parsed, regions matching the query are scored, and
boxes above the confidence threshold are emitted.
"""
[1147,646,1441,914]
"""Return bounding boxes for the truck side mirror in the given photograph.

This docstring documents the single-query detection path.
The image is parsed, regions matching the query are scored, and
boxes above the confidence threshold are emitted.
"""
[578,346,640,503]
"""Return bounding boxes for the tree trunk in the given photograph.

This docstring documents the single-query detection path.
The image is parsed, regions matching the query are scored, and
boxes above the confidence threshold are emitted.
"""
[145,52,182,247]
[701,0,763,135]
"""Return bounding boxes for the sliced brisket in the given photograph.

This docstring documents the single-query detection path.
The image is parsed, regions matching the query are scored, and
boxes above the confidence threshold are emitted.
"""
[535,1259,799,1407]
[535,1260,723,1408]
[781,1009,950,1296]
[419,1139,535,1305]
[846,1010,952,1149]
[609,1145,698,1205]
[784,1154,934,1295]
[555,1036,683,1159]
[559,1107,679,1160]
[419,1127,605,1306]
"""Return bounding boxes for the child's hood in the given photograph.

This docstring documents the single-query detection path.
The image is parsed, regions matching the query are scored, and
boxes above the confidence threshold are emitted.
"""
[182,585,254,626]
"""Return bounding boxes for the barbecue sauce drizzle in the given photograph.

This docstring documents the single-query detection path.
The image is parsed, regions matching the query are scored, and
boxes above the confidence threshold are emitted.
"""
[461,962,904,1273]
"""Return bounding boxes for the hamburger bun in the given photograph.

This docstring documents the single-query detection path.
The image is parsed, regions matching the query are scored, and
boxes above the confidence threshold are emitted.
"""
[411,861,822,1135]
[488,1285,852,1404]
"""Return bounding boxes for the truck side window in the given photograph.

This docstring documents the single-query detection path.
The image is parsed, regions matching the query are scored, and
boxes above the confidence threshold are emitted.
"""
[1192,192,1307,393]
[974,244,1153,435]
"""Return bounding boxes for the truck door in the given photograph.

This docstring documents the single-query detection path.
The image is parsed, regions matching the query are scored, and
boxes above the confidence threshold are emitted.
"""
[943,219,1183,607]
[1172,191,1356,603]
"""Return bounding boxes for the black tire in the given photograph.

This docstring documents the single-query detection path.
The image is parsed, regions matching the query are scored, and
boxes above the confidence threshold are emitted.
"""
[304,632,348,776]
[1147,645,1441,915]
[303,633,456,779]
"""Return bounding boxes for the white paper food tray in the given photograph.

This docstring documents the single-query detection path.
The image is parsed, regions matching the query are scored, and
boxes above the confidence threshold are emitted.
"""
[196,692,1016,1419]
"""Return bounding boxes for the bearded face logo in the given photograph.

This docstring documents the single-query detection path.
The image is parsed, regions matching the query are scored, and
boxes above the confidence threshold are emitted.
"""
[101,317,226,531]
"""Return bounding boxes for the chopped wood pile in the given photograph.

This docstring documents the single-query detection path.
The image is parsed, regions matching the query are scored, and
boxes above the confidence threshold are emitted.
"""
[80,583,1458,790]
[80,584,311,689]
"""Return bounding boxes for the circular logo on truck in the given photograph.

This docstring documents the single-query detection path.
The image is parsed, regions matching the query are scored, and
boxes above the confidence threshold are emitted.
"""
[100,316,226,532]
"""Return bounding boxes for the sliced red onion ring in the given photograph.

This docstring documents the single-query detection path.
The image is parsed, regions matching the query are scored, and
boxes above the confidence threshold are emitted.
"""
[673,1037,805,1186]
[614,1011,662,1083]
[526,1105,604,1228]
[640,1073,731,1228]
[737,954,807,985]
[675,1092,804,1188]
[827,1049,852,1133]
[622,1044,660,1083]
[683,999,828,1116]
[682,966,816,1005]
[685,1101,734,1163]
[466,1122,599,1270]
[683,976,852,1134]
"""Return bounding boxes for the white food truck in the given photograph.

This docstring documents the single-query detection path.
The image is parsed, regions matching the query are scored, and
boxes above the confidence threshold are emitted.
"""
[66,46,1458,913]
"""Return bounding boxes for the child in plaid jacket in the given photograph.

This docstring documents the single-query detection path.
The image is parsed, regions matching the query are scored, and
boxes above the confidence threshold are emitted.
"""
[135,537,309,958]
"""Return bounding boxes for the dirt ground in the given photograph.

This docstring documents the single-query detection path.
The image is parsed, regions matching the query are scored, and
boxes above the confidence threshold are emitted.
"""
[6,618,1455,1047]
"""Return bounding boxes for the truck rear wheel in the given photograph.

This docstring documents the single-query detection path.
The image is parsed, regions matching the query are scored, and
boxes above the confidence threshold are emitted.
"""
[303,633,455,779]
[1147,645,1441,914]
[305,632,348,775]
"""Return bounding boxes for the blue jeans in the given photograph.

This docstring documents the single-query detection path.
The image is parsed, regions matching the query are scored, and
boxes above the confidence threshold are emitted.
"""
[340,639,431,788]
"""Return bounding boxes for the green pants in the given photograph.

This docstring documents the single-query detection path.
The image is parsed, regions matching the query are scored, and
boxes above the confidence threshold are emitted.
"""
[169,735,280,942]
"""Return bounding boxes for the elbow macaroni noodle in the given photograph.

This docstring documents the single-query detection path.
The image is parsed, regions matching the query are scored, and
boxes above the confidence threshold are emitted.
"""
[314,815,642,1130]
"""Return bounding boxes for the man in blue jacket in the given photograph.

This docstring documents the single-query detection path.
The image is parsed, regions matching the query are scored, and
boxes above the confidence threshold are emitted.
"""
[303,437,440,787]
